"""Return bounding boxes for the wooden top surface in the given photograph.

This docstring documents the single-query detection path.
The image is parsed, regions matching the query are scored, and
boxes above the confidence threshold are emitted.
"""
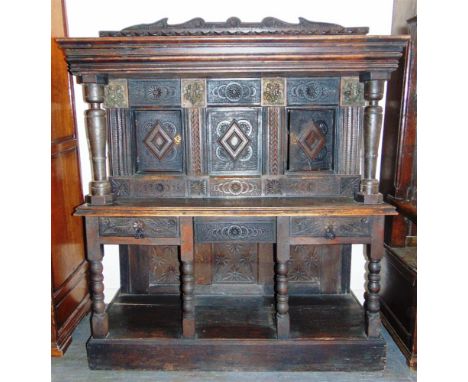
[75,197,397,217]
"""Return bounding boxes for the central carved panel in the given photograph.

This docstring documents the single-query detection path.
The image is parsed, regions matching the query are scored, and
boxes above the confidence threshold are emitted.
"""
[207,108,262,175]
[212,243,257,284]
[135,110,184,173]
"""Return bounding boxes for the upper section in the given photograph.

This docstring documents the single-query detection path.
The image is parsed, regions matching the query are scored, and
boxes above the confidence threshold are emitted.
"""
[57,18,409,78]
[99,17,369,37]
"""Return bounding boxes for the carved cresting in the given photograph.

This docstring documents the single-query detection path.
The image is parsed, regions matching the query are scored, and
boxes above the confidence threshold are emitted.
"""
[83,81,113,204]
[356,78,386,204]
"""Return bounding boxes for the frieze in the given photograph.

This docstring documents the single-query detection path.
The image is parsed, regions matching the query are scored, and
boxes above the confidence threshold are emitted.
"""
[104,79,128,108]
[188,178,208,197]
[128,79,180,106]
[132,178,186,197]
[340,77,365,107]
[207,79,261,104]
[290,217,371,237]
[340,176,361,197]
[110,178,130,197]
[280,176,339,196]
[209,177,261,197]
[195,218,275,243]
[182,79,206,107]
[99,217,179,238]
[287,78,339,105]
[262,78,286,106]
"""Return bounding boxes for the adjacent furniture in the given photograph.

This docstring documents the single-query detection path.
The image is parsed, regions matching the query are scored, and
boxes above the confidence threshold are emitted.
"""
[51,0,91,356]
[58,17,407,370]
[380,16,417,369]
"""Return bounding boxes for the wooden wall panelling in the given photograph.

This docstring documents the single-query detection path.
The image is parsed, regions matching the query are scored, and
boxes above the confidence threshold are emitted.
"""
[51,0,91,356]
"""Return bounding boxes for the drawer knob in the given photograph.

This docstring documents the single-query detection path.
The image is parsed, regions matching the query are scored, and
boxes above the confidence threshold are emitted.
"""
[324,225,336,240]
[133,221,145,239]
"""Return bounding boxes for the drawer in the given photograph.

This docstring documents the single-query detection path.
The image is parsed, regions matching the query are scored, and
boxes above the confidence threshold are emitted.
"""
[290,217,371,238]
[99,217,179,238]
[194,217,276,243]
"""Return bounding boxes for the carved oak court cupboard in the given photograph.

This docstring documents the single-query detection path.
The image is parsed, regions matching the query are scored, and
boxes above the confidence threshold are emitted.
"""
[57,18,408,371]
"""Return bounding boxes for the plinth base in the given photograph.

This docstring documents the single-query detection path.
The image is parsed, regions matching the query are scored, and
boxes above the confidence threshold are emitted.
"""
[86,194,114,205]
[86,293,386,371]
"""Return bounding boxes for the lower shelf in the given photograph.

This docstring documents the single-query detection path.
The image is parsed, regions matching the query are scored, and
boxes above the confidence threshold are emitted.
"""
[87,292,386,370]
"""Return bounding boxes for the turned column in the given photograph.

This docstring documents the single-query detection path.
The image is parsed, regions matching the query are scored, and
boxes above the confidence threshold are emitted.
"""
[79,75,113,205]
[276,217,290,339]
[180,217,195,338]
[85,218,109,338]
[355,74,389,204]
[365,217,384,337]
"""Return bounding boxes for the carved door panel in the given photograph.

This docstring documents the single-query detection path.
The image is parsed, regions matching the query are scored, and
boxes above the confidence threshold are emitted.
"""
[120,244,350,295]
[206,108,262,175]
[287,108,335,172]
[134,110,184,173]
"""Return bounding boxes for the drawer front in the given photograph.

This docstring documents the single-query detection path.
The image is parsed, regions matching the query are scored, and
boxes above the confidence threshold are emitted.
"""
[290,217,371,238]
[195,218,276,243]
[99,217,179,238]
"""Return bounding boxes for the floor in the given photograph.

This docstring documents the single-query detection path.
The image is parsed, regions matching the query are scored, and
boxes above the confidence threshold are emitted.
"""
[52,314,417,382]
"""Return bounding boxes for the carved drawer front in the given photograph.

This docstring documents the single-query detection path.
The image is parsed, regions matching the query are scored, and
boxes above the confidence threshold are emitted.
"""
[206,107,262,175]
[287,108,335,172]
[194,218,276,243]
[207,79,261,105]
[290,217,371,238]
[134,110,184,173]
[99,217,179,238]
[128,79,181,106]
[287,78,340,105]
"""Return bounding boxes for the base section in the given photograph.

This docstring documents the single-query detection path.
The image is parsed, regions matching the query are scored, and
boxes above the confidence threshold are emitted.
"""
[87,336,386,371]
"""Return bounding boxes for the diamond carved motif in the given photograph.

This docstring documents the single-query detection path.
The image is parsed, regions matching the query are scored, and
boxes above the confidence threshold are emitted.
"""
[143,122,174,160]
[297,121,326,160]
[219,120,250,159]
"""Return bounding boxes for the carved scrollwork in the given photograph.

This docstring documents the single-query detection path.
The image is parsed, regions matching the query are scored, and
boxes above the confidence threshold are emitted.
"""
[100,17,369,37]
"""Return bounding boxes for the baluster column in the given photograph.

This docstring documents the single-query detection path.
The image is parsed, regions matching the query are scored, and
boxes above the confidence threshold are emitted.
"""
[85,218,109,338]
[180,217,195,338]
[355,73,389,204]
[79,75,113,205]
[365,217,384,337]
[276,217,290,339]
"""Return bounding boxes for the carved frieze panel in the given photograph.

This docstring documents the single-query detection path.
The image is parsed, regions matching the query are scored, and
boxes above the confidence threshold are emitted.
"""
[99,217,179,238]
[195,218,275,243]
[280,176,339,196]
[187,177,208,197]
[110,178,130,197]
[104,79,128,108]
[128,79,180,106]
[290,217,371,237]
[131,177,186,197]
[287,108,335,172]
[262,78,286,106]
[288,245,320,282]
[148,246,180,285]
[287,78,339,105]
[340,77,365,107]
[207,108,262,175]
[207,79,261,105]
[209,177,262,197]
[134,110,184,173]
[212,243,257,284]
[339,176,361,197]
[182,79,206,107]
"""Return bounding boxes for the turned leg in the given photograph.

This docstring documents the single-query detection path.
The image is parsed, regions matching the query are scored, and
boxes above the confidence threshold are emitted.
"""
[276,217,290,339]
[85,218,108,338]
[78,75,113,205]
[355,74,388,204]
[180,217,195,338]
[365,217,384,337]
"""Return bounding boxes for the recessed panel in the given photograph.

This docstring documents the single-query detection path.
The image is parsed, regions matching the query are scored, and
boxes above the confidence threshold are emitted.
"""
[135,110,184,173]
[207,108,262,175]
[287,109,335,172]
